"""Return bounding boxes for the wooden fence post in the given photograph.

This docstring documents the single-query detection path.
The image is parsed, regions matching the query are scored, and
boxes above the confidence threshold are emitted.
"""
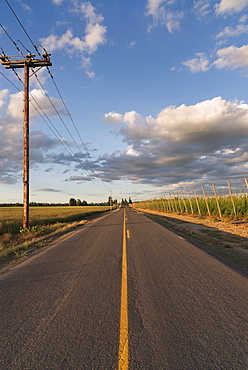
[164,196,169,212]
[181,190,188,213]
[161,197,166,212]
[227,180,237,218]
[167,195,173,212]
[177,191,183,213]
[187,189,194,214]
[194,188,201,216]
[172,193,178,212]
[202,185,211,216]
[212,183,222,218]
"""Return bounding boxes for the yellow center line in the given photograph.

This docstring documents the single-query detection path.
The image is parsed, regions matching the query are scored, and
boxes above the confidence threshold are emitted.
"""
[118,209,128,370]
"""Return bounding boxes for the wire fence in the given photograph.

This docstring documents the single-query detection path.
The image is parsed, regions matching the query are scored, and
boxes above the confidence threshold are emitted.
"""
[133,177,248,219]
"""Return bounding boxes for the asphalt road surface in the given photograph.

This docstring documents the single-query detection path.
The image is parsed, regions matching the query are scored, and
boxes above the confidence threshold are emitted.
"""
[0,207,247,369]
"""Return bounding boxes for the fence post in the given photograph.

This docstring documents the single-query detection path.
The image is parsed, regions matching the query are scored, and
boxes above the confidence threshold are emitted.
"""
[227,180,237,218]
[244,177,248,189]
[194,188,202,216]
[187,189,194,214]
[202,185,211,216]
[169,193,175,212]
[212,183,222,218]
[177,191,183,213]
[164,195,168,212]
[168,195,173,212]
[173,193,179,212]
[161,197,166,212]
[181,190,188,213]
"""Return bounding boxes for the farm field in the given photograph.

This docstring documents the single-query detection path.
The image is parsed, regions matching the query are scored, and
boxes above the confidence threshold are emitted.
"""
[0,206,110,235]
[0,206,110,267]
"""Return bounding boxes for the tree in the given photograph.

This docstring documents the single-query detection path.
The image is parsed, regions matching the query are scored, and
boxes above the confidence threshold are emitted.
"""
[69,198,76,206]
[76,199,82,206]
[129,197,133,204]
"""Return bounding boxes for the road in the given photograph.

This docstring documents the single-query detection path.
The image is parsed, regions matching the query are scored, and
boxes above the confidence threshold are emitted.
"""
[0,207,247,369]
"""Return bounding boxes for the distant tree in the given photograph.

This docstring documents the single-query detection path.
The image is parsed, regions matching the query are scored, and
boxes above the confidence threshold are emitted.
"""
[129,197,133,204]
[108,196,113,206]
[69,198,76,206]
[76,199,82,206]
[81,200,88,206]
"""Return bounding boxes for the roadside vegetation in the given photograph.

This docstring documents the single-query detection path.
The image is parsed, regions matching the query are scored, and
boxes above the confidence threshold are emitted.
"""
[134,195,248,220]
[0,206,110,268]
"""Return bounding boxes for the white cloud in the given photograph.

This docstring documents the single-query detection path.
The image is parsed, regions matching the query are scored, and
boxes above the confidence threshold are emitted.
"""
[123,111,143,125]
[215,24,248,39]
[99,97,248,186]
[128,40,136,49]
[193,0,212,18]
[213,44,248,70]
[215,0,248,14]
[183,44,248,73]
[52,0,64,4]
[146,0,184,33]
[102,111,123,125]
[182,52,211,73]
[0,89,8,110]
[40,1,107,76]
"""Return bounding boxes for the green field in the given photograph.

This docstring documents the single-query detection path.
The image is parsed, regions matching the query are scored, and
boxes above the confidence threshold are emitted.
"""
[0,206,110,235]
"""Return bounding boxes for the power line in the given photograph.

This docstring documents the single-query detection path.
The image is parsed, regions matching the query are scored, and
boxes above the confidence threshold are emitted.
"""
[0,68,101,186]
[1,6,110,192]
[2,1,110,191]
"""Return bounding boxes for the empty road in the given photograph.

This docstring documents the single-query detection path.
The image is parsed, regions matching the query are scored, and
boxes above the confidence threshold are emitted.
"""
[1,207,247,369]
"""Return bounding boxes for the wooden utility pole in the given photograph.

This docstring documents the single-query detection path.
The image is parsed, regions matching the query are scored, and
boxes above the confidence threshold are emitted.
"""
[0,53,52,228]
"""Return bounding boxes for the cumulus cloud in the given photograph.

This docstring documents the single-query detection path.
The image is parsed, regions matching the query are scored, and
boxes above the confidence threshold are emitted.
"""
[146,0,184,33]
[215,0,248,14]
[40,1,107,76]
[98,97,248,186]
[183,44,248,73]
[102,111,123,125]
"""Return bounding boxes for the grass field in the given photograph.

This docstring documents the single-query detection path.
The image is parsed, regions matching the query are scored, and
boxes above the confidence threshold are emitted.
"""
[0,206,110,235]
[0,206,111,266]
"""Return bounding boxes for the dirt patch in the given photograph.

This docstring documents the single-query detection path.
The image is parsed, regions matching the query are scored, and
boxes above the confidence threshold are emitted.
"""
[133,207,248,277]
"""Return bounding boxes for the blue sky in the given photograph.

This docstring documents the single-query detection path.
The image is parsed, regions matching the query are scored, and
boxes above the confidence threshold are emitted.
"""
[0,0,248,203]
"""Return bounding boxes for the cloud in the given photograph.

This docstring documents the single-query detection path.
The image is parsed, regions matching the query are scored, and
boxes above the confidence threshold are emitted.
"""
[182,52,211,73]
[0,89,69,184]
[215,24,248,39]
[213,44,248,70]
[0,89,8,110]
[98,97,248,187]
[215,0,248,14]
[52,0,64,4]
[193,0,212,18]
[37,188,62,192]
[183,44,248,73]
[102,111,123,125]
[40,1,107,76]
[67,175,92,183]
[128,40,136,49]
[146,0,184,33]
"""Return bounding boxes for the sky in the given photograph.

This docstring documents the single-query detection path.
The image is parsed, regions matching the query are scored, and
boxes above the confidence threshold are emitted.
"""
[0,0,248,204]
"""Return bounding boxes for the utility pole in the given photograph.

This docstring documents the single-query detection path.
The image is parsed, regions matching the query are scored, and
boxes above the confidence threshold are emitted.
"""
[0,53,52,228]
